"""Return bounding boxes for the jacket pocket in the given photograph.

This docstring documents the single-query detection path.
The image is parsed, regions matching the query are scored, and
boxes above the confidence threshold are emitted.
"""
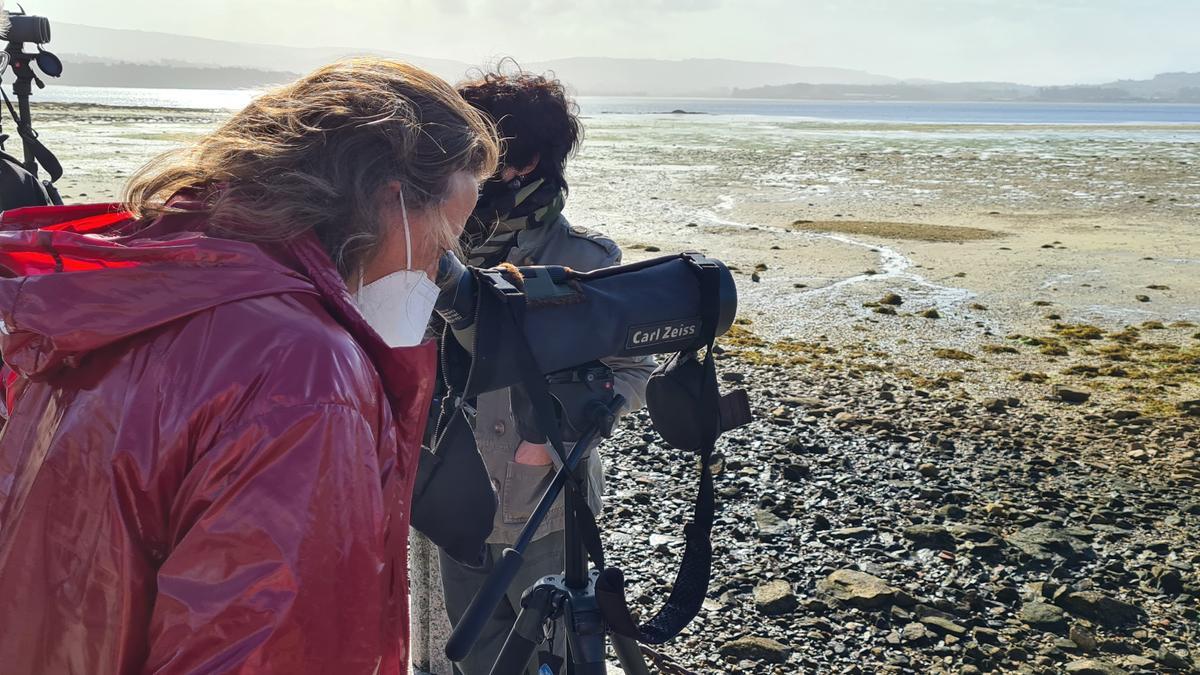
[502,461,563,525]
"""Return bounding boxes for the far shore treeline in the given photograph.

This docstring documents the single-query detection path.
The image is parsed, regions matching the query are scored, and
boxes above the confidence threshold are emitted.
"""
[54,57,1200,104]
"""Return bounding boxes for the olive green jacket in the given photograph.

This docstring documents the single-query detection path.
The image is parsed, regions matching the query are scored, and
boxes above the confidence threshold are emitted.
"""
[474,214,655,545]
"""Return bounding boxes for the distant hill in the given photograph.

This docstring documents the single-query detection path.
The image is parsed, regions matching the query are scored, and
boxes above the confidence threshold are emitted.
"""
[44,23,895,96]
[522,57,896,97]
[50,22,473,84]
[34,23,1200,101]
[1105,72,1200,100]
[56,55,299,89]
[734,73,1200,103]
[734,81,1035,101]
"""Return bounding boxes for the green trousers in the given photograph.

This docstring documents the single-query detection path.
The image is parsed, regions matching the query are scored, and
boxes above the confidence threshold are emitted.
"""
[439,531,566,675]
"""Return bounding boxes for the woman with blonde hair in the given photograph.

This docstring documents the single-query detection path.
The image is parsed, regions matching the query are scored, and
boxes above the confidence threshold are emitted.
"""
[0,58,497,674]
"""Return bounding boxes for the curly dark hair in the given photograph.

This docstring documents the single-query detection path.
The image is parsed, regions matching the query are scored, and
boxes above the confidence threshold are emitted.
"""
[457,66,581,192]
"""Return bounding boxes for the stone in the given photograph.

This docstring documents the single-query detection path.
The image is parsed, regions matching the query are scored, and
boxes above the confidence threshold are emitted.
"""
[949,524,1000,543]
[1122,656,1155,669]
[833,412,861,428]
[1069,624,1098,652]
[1056,591,1144,627]
[972,626,1001,644]
[903,524,956,550]
[816,569,899,609]
[1006,524,1091,561]
[718,636,790,663]
[918,463,940,478]
[921,308,941,319]
[994,586,1021,605]
[1153,648,1193,670]
[1020,602,1066,632]
[880,292,903,306]
[753,579,798,616]
[648,533,681,553]
[755,509,788,539]
[901,622,930,642]
[1064,659,1127,675]
[983,397,1008,413]
[1151,565,1183,595]
[782,462,810,482]
[829,526,873,540]
[1053,385,1092,403]
[920,615,968,635]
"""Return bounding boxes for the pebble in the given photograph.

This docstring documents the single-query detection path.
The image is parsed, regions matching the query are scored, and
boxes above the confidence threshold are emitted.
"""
[1064,659,1128,675]
[1053,385,1092,403]
[718,636,790,664]
[1019,602,1066,631]
[753,580,798,616]
[816,569,900,609]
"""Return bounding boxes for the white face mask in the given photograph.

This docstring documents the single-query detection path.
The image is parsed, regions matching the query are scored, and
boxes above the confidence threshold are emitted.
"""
[353,192,441,348]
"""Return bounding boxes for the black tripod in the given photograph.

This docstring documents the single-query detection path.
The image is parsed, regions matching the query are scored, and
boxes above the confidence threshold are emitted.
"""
[2,27,65,204]
[444,365,652,675]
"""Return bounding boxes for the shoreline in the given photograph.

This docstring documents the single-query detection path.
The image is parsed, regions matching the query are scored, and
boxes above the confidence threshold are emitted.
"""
[622,206,1199,422]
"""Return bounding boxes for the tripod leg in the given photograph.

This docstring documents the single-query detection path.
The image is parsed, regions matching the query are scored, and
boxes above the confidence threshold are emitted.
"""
[610,634,652,675]
[490,586,556,675]
[562,593,607,675]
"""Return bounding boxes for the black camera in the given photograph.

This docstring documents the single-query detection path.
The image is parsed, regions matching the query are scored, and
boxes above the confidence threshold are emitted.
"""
[4,15,52,45]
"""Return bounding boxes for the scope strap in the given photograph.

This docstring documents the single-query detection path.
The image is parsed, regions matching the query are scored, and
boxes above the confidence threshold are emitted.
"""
[1,91,63,182]
[504,286,607,571]
[594,258,722,644]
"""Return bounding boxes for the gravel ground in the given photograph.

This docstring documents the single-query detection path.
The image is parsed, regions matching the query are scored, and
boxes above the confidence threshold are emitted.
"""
[597,333,1199,674]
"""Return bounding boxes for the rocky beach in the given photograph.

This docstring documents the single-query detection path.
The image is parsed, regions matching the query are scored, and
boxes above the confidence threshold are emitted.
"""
[580,114,1200,673]
[601,317,1198,673]
[21,98,1200,674]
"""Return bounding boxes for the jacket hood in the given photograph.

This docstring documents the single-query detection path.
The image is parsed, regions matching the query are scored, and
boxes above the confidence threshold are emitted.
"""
[0,202,318,378]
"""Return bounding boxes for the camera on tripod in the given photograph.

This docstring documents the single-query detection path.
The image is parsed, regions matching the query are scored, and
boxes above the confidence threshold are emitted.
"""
[6,13,52,45]
[0,6,65,210]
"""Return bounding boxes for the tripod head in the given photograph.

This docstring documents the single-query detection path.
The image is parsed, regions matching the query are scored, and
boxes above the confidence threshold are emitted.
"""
[511,362,619,451]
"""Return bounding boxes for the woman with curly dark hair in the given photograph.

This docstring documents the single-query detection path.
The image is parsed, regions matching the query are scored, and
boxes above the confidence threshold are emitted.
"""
[433,67,655,675]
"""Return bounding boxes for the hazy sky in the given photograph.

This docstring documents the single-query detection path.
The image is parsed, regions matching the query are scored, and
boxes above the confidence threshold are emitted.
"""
[28,0,1200,84]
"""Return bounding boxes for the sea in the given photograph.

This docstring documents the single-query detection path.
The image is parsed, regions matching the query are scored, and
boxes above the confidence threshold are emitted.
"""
[31,85,1200,125]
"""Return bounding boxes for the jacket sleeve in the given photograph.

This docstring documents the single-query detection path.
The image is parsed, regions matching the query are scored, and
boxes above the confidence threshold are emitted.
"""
[145,403,389,675]
[583,235,656,418]
[603,353,656,417]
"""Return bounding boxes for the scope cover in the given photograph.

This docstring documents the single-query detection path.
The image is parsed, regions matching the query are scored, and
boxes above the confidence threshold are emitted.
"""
[646,351,752,452]
[448,254,735,398]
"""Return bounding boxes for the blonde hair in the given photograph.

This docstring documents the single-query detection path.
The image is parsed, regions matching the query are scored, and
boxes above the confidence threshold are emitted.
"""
[123,58,499,277]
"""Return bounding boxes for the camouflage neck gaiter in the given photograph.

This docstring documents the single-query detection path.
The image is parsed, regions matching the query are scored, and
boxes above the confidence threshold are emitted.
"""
[464,176,566,267]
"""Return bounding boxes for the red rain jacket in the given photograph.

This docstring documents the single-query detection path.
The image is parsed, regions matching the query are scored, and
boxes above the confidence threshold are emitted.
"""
[0,202,437,674]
